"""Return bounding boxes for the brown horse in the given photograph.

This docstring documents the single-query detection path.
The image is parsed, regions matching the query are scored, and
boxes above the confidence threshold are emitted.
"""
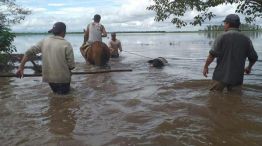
[80,41,110,66]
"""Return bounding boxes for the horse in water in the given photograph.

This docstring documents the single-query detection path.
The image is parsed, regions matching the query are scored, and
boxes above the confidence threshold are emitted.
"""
[80,41,110,66]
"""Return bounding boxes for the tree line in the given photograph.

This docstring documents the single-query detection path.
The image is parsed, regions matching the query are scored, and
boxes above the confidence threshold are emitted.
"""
[203,24,262,31]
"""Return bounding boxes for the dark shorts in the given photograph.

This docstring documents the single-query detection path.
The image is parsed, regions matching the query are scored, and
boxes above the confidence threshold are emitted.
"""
[210,81,242,92]
[49,83,70,94]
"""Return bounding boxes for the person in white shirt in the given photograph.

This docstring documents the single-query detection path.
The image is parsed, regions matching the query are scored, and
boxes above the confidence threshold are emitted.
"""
[16,22,75,94]
[80,14,107,60]
[108,32,122,58]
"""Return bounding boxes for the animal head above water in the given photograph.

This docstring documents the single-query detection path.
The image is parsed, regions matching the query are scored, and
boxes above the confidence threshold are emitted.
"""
[148,57,168,68]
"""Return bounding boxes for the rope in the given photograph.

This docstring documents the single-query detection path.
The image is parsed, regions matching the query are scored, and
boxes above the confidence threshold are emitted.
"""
[122,50,153,59]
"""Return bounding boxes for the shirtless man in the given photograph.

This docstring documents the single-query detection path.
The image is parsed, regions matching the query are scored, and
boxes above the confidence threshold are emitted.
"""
[108,32,122,58]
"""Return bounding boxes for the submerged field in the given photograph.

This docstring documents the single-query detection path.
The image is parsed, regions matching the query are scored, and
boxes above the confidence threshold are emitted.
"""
[0,32,262,146]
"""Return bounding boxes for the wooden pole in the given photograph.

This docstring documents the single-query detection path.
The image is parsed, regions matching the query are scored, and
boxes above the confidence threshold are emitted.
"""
[0,69,132,78]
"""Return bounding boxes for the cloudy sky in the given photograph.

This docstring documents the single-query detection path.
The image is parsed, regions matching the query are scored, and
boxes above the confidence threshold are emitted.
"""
[10,0,254,32]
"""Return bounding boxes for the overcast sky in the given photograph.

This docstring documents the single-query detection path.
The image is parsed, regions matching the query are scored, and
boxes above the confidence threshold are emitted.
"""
[10,0,259,32]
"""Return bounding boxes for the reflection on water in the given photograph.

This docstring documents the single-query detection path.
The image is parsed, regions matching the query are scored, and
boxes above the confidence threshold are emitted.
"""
[44,96,78,135]
[0,32,261,146]
[44,95,87,146]
[206,91,262,146]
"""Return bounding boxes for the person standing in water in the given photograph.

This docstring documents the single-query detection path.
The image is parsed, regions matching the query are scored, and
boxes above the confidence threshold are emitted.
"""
[108,32,122,58]
[203,14,258,91]
[80,14,107,60]
[16,22,75,94]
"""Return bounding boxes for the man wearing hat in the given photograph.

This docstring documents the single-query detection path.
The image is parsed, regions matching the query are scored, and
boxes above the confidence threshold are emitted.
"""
[203,14,258,91]
[80,14,107,60]
[16,22,75,94]
[108,32,122,58]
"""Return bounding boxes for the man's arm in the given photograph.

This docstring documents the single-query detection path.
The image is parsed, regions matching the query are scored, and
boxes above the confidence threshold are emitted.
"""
[108,41,112,49]
[16,55,29,78]
[118,41,122,52]
[101,25,107,37]
[203,34,222,78]
[203,54,215,77]
[16,41,43,78]
[83,28,89,44]
[245,39,258,74]
[245,61,256,74]
[66,44,75,70]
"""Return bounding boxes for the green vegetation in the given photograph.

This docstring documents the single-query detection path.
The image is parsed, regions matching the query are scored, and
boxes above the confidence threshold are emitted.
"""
[202,24,262,31]
[0,0,30,67]
[0,25,16,65]
[147,0,262,28]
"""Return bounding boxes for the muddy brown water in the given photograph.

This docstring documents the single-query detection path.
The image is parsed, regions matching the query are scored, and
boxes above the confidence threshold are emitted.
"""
[0,32,261,146]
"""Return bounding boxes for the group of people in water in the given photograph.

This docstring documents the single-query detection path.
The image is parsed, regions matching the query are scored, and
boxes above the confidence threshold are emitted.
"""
[80,14,122,61]
[16,14,122,94]
[16,14,258,94]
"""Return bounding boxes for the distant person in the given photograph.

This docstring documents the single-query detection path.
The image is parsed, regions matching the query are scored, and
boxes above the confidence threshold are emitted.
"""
[80,14,107,60]
[108,32,122,58]
[203,14,258,91]
[16,22,75,94]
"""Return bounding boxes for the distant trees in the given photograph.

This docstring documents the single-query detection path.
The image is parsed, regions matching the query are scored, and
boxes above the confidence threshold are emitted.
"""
[0,0,30,65]
[147,0,262,28]
[240,23,262,31]
[204,23,262,31]
[205,25,224,31]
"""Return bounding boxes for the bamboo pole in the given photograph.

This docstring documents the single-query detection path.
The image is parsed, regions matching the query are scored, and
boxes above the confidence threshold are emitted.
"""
[0,69,132,78]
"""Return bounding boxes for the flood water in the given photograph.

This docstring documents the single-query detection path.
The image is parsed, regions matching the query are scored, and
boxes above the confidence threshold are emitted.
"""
[0,32,262,146]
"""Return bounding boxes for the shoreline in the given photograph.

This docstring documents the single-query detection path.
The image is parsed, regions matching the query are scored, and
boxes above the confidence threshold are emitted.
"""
[13,30,262,35]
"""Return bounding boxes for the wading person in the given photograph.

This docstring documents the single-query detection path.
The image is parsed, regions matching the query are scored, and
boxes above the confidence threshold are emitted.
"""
[108,32,122,58]
[16,22,75,94]
[203,14,258,91]
[80,14,107,61]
